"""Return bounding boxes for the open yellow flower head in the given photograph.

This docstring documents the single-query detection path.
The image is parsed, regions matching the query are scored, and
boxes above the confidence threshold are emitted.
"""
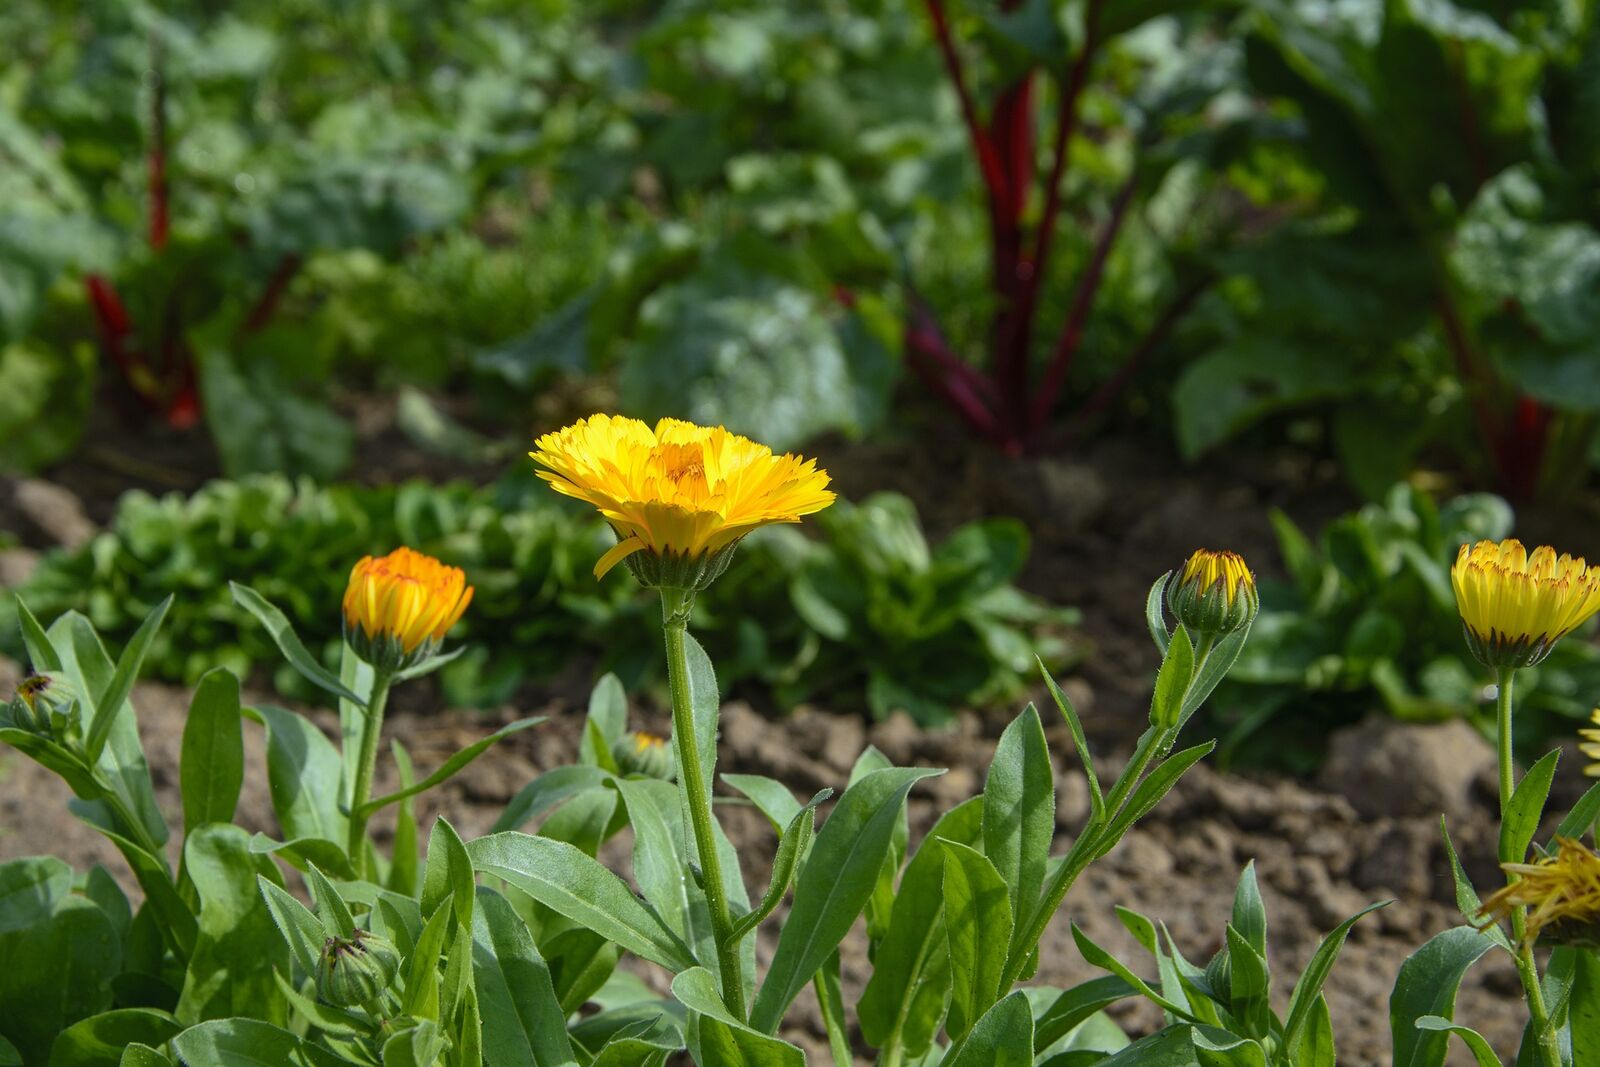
[1451,538,1600,669]
[1168,549,1257,637]
[342,547,473,672]
[1480,837,1600,949]
[531,414,836,589]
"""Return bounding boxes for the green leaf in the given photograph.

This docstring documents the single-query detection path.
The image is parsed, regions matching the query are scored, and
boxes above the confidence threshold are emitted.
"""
[1500,750,1559,864]
[1095,743,1216,857]
[1146,574,1172,654]
[356,717,544,817]
[381,1019,448,1067]
[176,824,288,1026]
[722,775,803,831]
[472,889,577,1067]
[544,926,620,1015]
[675,967,806,1067]
[389,741,419,896]
[302,863,355,939]
[468,832,697,972]
[1390,926,1497,1067]
[1555,780,1600,841]
[982,704,1053,951]
[181,669,244,831]
[48,613,166,847]
[942,841,1013,1043]
[16,599,61,671]
[1570,947,1600,1066]
[1038,659,1104,824]
[493,766,609,834]
[171,1018,328,1067]
[200,348,354,482]
[749,766,942,1034]
[257,878,325,979]
[422,817,476,932]
[1151,627,1195,730]
[1231,862,1267,959]
[229,584,364,706]
[580,674,628,767]
[0,898,120,1064]
[857,796,984,1050]
[1177,624,1253,727]
[402,902,454,1020]
[1071,923,1196,1022]
[118,1045,173,1067]
[944,990,1035,1067]
[729,789,830,943]
[1033,976,1139,1050]
[336,644,375,815]
[46,1009,180,1067]
[1439,820,1510,950]
[1294,995,1336,1067]
[246,835,355,881]
[613,776,714,966]
[245,705,349,848]
[1412,1018,1503,1067]
[0,855,72,934]
[84,596,171,766]
[1283,900,1387,1053]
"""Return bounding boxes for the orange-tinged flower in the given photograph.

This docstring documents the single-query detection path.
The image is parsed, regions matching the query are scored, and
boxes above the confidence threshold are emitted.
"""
[342,547,473,671]
[1451,538,1600,669]
[1480,837,1600,949]
[530,414,835,586]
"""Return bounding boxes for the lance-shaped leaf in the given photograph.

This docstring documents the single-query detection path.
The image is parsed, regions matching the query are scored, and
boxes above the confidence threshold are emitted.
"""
[231,583,365,706]
[942,841,1012,1042]
[355,717,544,817]
[749,766,942,1034]
[729,789,831,943]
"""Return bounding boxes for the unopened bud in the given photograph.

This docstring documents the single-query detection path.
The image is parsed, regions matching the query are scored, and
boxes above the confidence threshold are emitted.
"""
[11,673,82,743]
[612,732,673,779]
[316,929,400,1008]
[1168,550,1258,638]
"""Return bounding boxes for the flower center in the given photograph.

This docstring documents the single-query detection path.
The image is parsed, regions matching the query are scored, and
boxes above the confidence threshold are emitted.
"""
[660,443,707,485]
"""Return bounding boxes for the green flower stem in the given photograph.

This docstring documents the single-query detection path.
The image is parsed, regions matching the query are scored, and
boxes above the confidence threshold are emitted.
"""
[662,590,747,1021]
[346,672,393,881]
[1496,668,1560,1067]
[998,723,1169,996]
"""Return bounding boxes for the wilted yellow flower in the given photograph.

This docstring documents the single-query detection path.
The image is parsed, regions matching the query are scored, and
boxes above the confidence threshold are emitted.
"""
[342,547,473,671]
[1168,549,1257,637]
[531,414,835,588]
[1451,539,1600,669]
[1480,837,1600,949]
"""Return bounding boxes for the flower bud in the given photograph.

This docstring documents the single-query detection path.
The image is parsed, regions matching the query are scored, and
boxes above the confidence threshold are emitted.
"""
[316,929,401,1008]
[11,672,82,743]
[342,547,473,673]
[612,731,674,779]
[1204,947,1232,1001]
[1168,550,1257,638]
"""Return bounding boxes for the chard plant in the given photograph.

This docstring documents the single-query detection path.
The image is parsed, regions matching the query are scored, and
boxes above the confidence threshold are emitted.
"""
[4,415,1600,1066]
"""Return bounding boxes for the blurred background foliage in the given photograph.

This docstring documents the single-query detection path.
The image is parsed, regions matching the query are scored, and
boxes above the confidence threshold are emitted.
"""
[2,0,1598,751]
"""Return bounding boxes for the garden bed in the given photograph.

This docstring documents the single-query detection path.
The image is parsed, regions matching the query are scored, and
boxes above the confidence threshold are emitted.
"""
[3,423,1580,1063]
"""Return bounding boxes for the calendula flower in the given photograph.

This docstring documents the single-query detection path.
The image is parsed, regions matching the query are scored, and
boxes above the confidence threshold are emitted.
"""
[1579,708,1600,778]
[8,672,80,742]
[1480,837,1600,949]
[342,547,473,673]
[1167,549,1258,638]
[531,414,835,589]
[1451,539,1600,669]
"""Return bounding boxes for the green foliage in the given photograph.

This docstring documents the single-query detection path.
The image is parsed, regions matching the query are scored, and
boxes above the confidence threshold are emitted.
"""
[1,477,1074,721]
[1207,483,1600,770]
[1176,0,1600,495]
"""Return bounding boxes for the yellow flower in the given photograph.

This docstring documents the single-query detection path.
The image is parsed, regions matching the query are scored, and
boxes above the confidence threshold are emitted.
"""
[1480,837,1600,949]
[342,547,473,671]
[1451,538,1600,669]
[1580,708,1600,778]
[531,414,836,587]
[1168,549,1257,637]
[612,730,674,779]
